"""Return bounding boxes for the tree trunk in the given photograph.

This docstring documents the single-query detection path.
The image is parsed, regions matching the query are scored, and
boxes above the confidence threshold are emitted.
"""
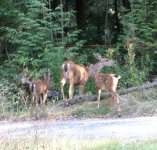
[57,81,157,107]
[50,0,59,10]
[122,0,131,10]
[75,0,85,30]
[114,0,120,33]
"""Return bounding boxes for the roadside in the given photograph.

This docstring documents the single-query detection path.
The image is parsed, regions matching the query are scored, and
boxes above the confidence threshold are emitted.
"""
[1,87,157,122]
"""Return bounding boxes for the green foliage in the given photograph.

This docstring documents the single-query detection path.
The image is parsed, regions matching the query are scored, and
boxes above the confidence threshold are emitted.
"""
[71,104,109,118]
[116,0,157,87]
[0,0,84,88]
[0,79,29,119]
[1,0,157,116]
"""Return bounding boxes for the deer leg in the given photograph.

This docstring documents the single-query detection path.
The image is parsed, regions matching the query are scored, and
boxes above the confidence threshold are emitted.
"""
[31,94,35,108]
[43,91,48,106]
[111,91,121,116]
[79,84,85,96]
[39,94,42,105]
[35,94,39,109]
[61,79,66,99]
[97,89,101,109]
[115,93,121,116]
[69,83,74,99]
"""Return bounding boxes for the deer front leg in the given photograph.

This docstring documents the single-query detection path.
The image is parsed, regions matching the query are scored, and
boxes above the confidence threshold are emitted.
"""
[43,91,48,105]
[97,89,101,109]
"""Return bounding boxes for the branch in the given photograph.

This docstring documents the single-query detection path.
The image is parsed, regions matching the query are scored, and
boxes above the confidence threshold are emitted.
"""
[57,81,157,107]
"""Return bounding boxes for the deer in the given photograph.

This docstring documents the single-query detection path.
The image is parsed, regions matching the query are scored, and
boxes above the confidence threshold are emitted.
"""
[92,53,121,115]
[21,69,51,109]
[91,70,121,114]
[60,54,114,100]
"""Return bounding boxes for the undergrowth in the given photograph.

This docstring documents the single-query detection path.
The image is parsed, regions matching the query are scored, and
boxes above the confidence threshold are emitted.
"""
[1,78,157,121]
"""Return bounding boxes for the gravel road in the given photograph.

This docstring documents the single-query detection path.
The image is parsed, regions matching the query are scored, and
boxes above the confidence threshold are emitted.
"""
[0,116,157,141]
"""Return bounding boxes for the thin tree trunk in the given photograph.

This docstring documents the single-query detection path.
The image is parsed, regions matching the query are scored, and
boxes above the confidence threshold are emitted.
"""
[122,0,131,10]
[114,0,121,33]
[75,0,85,30]
[57,81,157,107]
[104,0,109,44]
[60,0,64,44]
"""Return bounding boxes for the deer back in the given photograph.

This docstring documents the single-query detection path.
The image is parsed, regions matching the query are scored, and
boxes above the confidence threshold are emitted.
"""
[61,60,89,85]
[31,80,48,94]
[95,73,120,91]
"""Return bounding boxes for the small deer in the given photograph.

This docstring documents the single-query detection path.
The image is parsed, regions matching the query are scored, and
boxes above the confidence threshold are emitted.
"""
[21,69,51,108]
[60,55,114,99]
[92,71,121,115]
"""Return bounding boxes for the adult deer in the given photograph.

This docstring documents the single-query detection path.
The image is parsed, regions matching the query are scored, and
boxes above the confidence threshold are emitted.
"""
[60,55,114,99]
[21,69,51,108]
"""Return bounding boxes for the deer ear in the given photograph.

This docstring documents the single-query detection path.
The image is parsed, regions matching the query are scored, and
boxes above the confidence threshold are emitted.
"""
[93,53,102,61]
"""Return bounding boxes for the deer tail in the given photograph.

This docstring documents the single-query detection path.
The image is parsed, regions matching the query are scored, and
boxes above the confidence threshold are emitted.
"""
[63,62,70,77]
[30,83,36,92]
[64,63,70,72]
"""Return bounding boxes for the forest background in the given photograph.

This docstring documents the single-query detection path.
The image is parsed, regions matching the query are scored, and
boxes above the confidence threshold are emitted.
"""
[0,0,157,111]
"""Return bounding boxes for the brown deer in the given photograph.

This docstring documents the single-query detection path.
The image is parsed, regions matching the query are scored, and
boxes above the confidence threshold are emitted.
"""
[21,69,51,108]
[60,56,114,99]
[92,53,121,115]
[92,71,121,115]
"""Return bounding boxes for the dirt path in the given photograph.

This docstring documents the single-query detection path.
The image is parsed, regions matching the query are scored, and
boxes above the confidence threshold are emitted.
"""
[0,116,157,141]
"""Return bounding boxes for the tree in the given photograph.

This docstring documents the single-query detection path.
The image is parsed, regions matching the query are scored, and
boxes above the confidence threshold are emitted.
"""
[0,0,85,87]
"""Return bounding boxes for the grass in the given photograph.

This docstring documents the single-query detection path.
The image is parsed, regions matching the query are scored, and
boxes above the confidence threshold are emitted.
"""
[1,79,157,121]
[1,138,157,150]
[1,87,157,121]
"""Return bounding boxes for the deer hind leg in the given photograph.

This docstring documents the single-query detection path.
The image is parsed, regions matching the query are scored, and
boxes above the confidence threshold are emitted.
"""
[61,79,66,99]
[69,83,74,99]
[31,94,35,108]
[43,91,48,105]
[111,91,121,116]
[35,94,40,109]
[79,84,85,96]
[97,89,101,109]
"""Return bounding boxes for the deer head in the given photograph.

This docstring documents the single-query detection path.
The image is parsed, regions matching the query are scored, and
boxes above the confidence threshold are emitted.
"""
[93,53,114,66]
[88,54,114,77]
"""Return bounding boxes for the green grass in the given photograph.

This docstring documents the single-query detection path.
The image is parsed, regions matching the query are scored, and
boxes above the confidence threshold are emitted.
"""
[71,103,110,118]
[1,138,157,150]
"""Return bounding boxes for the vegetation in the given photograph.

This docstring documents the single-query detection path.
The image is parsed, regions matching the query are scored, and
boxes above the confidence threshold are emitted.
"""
[0,0,157,118]
[1,138,157,150]
[1,83,157,121]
